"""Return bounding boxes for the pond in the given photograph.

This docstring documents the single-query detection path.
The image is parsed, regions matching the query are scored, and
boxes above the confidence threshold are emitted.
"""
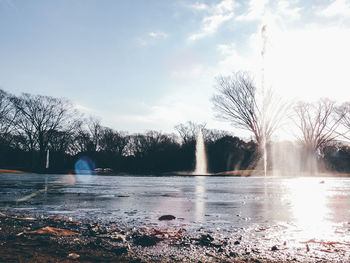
[1,173,350,250]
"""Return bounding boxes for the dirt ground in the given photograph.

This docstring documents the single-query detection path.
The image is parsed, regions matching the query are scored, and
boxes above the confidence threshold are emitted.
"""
[1,212,349,263]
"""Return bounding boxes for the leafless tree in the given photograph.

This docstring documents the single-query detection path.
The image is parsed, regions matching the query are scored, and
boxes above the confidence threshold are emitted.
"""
[174,121,205,144]
[100,128,129,156]
[87,117,103,152]
[175,121,230,146]
[10,93,79,168]
[48,130,76,154]
[125,131,178,157]
[72,117,103,153]
[212,71,287,146]
[293,99,344,154]
[0,89,17,144]
[337,102,350,141]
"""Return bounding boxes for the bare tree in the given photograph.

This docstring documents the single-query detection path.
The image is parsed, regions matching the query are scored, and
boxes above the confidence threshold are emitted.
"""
[126,131,178,158]
[100,128,129,156]
[337,102,350,140]
[174,121,205,144]
[72,117,103,153]
[293,99,344,153]
[87,117,103,152]
[10,93,79,169]
[0,89,17,144]
[212,71,287,146]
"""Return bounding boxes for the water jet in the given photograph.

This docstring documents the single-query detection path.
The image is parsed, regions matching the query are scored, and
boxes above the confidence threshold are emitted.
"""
[193,128,208,175]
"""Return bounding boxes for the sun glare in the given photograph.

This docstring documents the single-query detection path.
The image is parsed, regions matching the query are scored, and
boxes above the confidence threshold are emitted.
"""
[286,178,334,240]
[261,22,350,103]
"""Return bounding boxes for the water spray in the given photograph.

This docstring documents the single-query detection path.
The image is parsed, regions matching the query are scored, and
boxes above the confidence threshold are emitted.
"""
[261,24,268,177]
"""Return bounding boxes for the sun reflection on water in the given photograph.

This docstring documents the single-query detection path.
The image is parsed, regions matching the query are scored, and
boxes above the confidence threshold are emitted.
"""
[286,178,334,240]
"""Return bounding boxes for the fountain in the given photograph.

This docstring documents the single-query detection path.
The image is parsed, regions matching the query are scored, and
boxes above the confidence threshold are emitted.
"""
[193,128,208,175]
[261,25,268,177]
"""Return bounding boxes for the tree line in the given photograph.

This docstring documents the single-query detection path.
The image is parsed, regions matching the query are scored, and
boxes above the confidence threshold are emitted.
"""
[0,89,256,174]
[212,71,350,173]
[2,74,350,175]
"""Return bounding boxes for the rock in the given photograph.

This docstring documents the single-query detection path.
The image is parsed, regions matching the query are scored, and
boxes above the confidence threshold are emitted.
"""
[195,234,224,247]
[67,253,80,259]
[228,251,239,258]
[201,234,214,242]
[234,240,240,245]
[158,215,176,221]
[199,234,214,246]
[271,245,278,251]
[133,234,161,247]
[26,226,79,236]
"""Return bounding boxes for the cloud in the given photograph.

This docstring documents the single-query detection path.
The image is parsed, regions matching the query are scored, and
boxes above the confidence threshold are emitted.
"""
[318,0,350,17]
[74,103,95,114]
[149,31,168,39]
[188,2,209,11]
[236,0,301,23]
[237,0,269,21]
[276,0,302,20]
[188,0,238,41]
[137,31,168,46]
[114,94,213,133]
[216,42,259,76]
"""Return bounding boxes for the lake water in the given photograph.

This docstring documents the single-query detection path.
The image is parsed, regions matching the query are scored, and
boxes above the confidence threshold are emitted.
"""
[1,173,350,250]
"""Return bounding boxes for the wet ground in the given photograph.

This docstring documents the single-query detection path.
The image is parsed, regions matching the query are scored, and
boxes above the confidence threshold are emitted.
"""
[0,173,350,262]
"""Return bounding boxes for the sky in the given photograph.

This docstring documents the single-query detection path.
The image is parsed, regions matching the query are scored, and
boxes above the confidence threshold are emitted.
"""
[1,0,350,138]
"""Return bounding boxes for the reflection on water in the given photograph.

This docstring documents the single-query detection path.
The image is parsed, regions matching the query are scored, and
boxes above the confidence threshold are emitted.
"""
[195,176,206,222]
[0,174,349,245]
[287,178,332,239]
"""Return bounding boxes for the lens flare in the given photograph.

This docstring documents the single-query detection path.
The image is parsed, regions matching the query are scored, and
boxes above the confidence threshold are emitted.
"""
[74,156,96,182]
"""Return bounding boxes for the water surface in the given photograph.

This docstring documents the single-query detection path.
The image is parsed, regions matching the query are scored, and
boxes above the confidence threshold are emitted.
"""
[1,174,349,244]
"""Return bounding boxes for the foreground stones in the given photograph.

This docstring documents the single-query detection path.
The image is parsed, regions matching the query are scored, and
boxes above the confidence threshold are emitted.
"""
[158,215,176,221]
[0,213,349,262]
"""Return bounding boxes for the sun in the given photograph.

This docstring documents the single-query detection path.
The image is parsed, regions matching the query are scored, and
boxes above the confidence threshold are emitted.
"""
[261,23,350,103]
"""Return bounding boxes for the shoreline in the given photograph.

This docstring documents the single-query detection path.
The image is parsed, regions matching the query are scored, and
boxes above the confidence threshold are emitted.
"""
[2,168,350,177]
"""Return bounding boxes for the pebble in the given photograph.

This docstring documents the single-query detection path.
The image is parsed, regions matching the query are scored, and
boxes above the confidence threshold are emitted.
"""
[158,215,176,221]
[67,253,80,259]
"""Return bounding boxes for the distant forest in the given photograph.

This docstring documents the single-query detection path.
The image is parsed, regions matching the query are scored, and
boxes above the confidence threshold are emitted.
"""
[1,88,350,174]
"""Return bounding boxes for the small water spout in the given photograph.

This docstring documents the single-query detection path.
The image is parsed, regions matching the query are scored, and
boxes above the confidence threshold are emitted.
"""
[194,128,208,175]
[261,24,268,177]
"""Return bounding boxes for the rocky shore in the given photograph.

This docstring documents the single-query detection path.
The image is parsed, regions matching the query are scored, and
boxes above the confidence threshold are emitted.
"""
[1,212,349,262]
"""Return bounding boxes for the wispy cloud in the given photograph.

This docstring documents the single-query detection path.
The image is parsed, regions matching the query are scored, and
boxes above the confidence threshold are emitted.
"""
[188,2,209,11]
[237,0,269,21]
[318,0,350,17]
[137,31,168,46]
[188,0,238,41]
[149,31,168,39]
[74,103,95,114]
[276,0,302,20]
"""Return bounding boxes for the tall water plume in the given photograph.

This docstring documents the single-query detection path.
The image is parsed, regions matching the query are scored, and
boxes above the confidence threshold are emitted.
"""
[194,128,208,175]
[261,25,268,177]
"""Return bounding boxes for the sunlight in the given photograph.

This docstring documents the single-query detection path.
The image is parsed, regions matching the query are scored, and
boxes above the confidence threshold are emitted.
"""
[264,26,350,102]
[286,178,334,240]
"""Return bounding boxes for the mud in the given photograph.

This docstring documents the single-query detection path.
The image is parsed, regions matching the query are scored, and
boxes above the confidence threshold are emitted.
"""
[1,213,349,262]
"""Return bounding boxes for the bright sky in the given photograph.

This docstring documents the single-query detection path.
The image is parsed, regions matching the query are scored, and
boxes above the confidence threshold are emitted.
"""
[1,0,350,136]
